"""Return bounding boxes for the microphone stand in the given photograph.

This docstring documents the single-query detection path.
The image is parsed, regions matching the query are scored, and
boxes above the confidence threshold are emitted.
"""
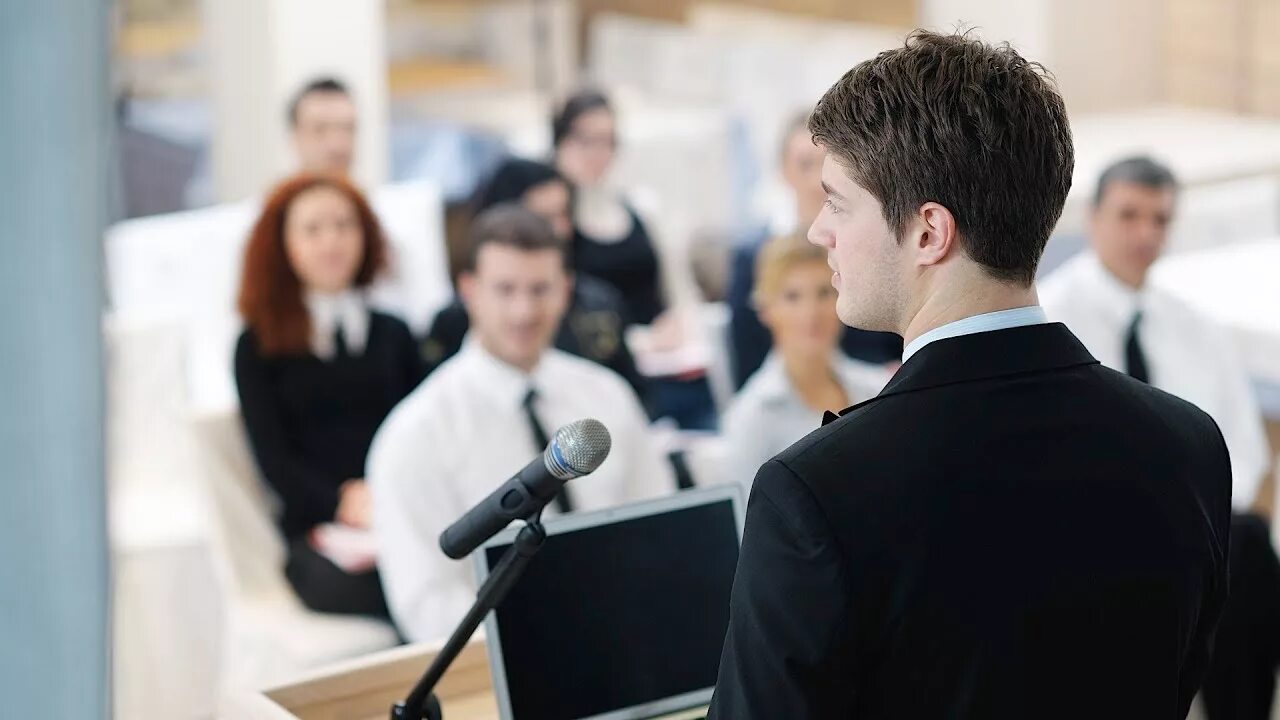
[391,515,548,720]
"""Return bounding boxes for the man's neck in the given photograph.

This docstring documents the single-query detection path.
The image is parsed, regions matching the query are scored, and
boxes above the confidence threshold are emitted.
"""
[901,279,1040,349]
[475,336,542,376]
[1095,253,1147,292]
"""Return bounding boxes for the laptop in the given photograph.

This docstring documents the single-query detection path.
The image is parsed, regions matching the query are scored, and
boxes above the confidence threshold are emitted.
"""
[472,484,746,720]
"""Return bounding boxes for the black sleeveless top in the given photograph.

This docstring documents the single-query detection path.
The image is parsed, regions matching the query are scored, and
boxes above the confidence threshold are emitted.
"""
[571,204,664,327]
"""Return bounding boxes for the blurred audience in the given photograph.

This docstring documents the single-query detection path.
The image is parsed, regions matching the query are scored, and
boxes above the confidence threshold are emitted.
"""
[1039,156,1279,720]
[234,173,424,618]
[420,158,645,397]
[727,111,902,388]
[1039,156,1270,508]
[288,77,357,176]
[368,205,674,643]
[722,234,890,489]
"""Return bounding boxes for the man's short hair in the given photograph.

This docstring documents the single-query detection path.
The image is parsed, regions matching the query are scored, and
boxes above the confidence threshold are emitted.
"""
[1093,156,1178,206]
[467,203,568,271]
[287,77,350,127]
[808,29,1074,286]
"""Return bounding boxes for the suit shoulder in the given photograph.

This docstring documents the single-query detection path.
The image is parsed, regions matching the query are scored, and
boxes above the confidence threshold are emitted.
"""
[772,394,906,479]
[1097,366,1230,462]
[747,456,839,543]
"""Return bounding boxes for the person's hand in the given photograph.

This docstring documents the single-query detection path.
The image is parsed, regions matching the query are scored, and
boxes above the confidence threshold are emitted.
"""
[646,310,685,352]
[336,479,372,529]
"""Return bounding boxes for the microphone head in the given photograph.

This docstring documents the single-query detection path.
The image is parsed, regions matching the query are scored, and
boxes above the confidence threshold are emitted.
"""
[544,418,611,480]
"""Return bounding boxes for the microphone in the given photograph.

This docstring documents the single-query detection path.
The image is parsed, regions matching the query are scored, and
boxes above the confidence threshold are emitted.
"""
[438,418,611,560]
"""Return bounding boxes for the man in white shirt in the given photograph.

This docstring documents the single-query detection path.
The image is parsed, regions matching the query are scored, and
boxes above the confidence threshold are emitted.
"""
[368,204,675,643]
[1039,156,1270,510]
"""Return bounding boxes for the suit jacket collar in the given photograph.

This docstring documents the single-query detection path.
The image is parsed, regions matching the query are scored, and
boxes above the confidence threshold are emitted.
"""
[823,323,1099,425]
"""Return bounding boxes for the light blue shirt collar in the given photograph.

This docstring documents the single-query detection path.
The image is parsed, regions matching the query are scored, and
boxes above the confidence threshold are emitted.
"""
[902,306,1048,363]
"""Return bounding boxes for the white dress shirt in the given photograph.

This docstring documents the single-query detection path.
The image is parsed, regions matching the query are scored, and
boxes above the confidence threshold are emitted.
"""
[367,339,675,643]
[902,305,1048,362]
[723,352,891,490]
[1040,251,1269,508]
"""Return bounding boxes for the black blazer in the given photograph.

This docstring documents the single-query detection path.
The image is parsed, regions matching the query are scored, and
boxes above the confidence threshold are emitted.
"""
[708,322,1231,719]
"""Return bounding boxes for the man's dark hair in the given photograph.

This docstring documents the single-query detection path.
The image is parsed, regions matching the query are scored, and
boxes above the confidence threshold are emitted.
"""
[467,203,568,271]
[808,29,1074,286]
[1093,156,1178,206]
[287,77,350,127]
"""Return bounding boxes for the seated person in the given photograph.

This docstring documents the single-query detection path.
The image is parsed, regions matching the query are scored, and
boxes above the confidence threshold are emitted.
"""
[1039,156,1269,509]
[422,158,645,398]
[722,234,890,489]
[553,90,717,430]
[234,173,424,618]
[369,204,675,643]
[553,90,665,328]
[728,110,902,388]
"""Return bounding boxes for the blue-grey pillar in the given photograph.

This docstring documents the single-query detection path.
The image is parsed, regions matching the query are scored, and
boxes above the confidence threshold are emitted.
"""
[0,1,112,717]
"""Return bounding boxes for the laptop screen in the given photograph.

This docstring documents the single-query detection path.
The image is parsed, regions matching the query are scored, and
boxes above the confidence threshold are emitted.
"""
[479,488,742,720]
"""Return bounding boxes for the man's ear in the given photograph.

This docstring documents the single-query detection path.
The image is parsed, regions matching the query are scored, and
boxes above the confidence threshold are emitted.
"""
[913,202,959,268]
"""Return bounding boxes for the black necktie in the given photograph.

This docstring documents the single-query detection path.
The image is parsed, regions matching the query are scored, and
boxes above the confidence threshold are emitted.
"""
[333,326,350,358]
[522,388,574,514]
[1124,311,1149,384]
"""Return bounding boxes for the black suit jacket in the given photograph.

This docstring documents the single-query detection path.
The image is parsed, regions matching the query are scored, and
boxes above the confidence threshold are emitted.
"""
[708,322,1232,719]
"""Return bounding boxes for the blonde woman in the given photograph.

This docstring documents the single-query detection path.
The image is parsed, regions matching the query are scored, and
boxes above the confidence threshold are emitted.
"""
[722,233,890,490]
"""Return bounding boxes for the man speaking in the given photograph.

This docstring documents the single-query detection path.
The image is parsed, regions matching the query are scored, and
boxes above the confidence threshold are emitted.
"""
[708,31,1231,719]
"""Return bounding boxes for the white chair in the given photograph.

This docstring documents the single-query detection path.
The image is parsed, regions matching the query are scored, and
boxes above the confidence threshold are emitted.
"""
[105,314,401,713]
[107,316,223,719]
[192,409,401,697]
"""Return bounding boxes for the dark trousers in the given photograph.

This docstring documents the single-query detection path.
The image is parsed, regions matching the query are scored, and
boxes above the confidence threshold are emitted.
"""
[1203,512,1280,720]
[285,537,392,619]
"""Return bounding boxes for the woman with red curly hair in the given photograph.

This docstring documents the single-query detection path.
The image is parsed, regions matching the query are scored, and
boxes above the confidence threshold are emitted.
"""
[234,173,423,618]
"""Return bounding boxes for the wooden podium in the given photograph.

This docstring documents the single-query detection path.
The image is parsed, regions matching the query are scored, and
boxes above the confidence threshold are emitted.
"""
[229,640,499,720]
[227,637,714,720]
